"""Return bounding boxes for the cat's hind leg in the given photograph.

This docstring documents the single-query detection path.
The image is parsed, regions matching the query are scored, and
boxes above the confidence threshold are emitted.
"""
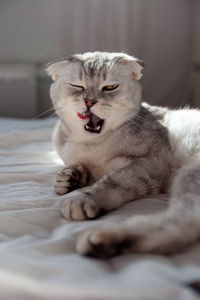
[54,165,89,195]
[77,157,200,257]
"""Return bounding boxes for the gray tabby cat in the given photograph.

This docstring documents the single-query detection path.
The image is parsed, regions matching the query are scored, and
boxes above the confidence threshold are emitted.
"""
[46,51,200,257]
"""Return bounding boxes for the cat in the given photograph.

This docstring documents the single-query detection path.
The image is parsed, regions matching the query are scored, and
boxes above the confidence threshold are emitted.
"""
[46,51,200,258]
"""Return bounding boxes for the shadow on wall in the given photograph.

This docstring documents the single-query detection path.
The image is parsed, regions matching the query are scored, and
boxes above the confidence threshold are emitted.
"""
[0,0,199,118]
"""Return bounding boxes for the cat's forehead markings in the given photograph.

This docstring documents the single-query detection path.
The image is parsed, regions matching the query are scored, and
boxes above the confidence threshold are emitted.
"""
[78,65,83,81]
[81,59,108,81]
[100,63,108,81]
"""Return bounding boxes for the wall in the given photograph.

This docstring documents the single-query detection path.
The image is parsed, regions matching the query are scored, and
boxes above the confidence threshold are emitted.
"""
[0,0,64,62]
[192,0,200,107]
[0,0,198,118]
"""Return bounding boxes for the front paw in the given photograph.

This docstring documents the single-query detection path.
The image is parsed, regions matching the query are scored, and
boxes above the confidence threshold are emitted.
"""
[54,165,88,195]
[61,192,101,220]
[76,225,131,258]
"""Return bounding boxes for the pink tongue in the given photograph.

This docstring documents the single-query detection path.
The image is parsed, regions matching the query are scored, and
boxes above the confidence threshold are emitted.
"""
[77,111,91,120]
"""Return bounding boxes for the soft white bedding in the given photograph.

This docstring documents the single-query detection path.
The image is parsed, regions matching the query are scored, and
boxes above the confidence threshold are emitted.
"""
[0,117,200,300]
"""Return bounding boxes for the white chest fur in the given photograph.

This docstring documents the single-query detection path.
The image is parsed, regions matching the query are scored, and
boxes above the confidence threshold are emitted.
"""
[53,120,153,182]
[53,120,131,182]
[57,139,130,181]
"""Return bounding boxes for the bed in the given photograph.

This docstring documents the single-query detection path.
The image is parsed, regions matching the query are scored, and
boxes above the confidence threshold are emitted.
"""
[0,117,200,300]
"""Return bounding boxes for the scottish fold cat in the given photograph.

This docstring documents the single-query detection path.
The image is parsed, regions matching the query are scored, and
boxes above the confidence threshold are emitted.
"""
[46,52,200,257]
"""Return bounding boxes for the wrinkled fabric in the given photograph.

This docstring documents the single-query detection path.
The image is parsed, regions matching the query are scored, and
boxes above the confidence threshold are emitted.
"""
[0,117,199,300]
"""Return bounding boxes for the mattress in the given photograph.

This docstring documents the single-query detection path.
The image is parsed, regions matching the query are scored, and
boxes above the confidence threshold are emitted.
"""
[0,117,200,300]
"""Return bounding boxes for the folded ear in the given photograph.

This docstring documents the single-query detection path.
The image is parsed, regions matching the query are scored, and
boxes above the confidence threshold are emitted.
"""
[133,59,144,80]
[45,58,69,81]
[119,57,144,80]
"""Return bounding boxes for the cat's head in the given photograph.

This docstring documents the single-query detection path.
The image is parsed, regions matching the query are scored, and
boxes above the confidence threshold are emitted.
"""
[46,52,144,142]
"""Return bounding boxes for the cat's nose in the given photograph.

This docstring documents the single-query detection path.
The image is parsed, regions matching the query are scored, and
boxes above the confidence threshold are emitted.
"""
[85,98,97,108]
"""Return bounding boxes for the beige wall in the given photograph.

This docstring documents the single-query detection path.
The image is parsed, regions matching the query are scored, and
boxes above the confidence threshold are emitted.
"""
[0,0,65,62]
[0,0,198,118]
[193,0,200,64]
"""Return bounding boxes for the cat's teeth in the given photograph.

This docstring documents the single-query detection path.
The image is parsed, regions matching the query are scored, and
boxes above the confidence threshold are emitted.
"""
[96,125,101,131]
[85,124,101,131]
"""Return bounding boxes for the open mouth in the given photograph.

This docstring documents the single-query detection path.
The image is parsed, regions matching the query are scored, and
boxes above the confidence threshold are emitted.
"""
[77,110,104,134]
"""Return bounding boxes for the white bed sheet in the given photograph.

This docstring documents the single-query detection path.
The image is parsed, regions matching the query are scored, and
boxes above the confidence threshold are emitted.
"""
[0,117,200,300]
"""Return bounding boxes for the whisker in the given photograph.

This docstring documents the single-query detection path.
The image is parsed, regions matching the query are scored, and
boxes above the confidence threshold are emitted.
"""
[33,107,55,120]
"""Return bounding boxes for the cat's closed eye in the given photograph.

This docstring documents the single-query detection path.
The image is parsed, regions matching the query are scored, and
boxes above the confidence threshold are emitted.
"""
[69,84,85,91]
[102,84,119,92]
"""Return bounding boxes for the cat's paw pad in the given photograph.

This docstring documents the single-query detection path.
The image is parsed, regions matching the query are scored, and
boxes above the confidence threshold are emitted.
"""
[61,192,101,220]
[54,165,86,195]
[77,226,131,257]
